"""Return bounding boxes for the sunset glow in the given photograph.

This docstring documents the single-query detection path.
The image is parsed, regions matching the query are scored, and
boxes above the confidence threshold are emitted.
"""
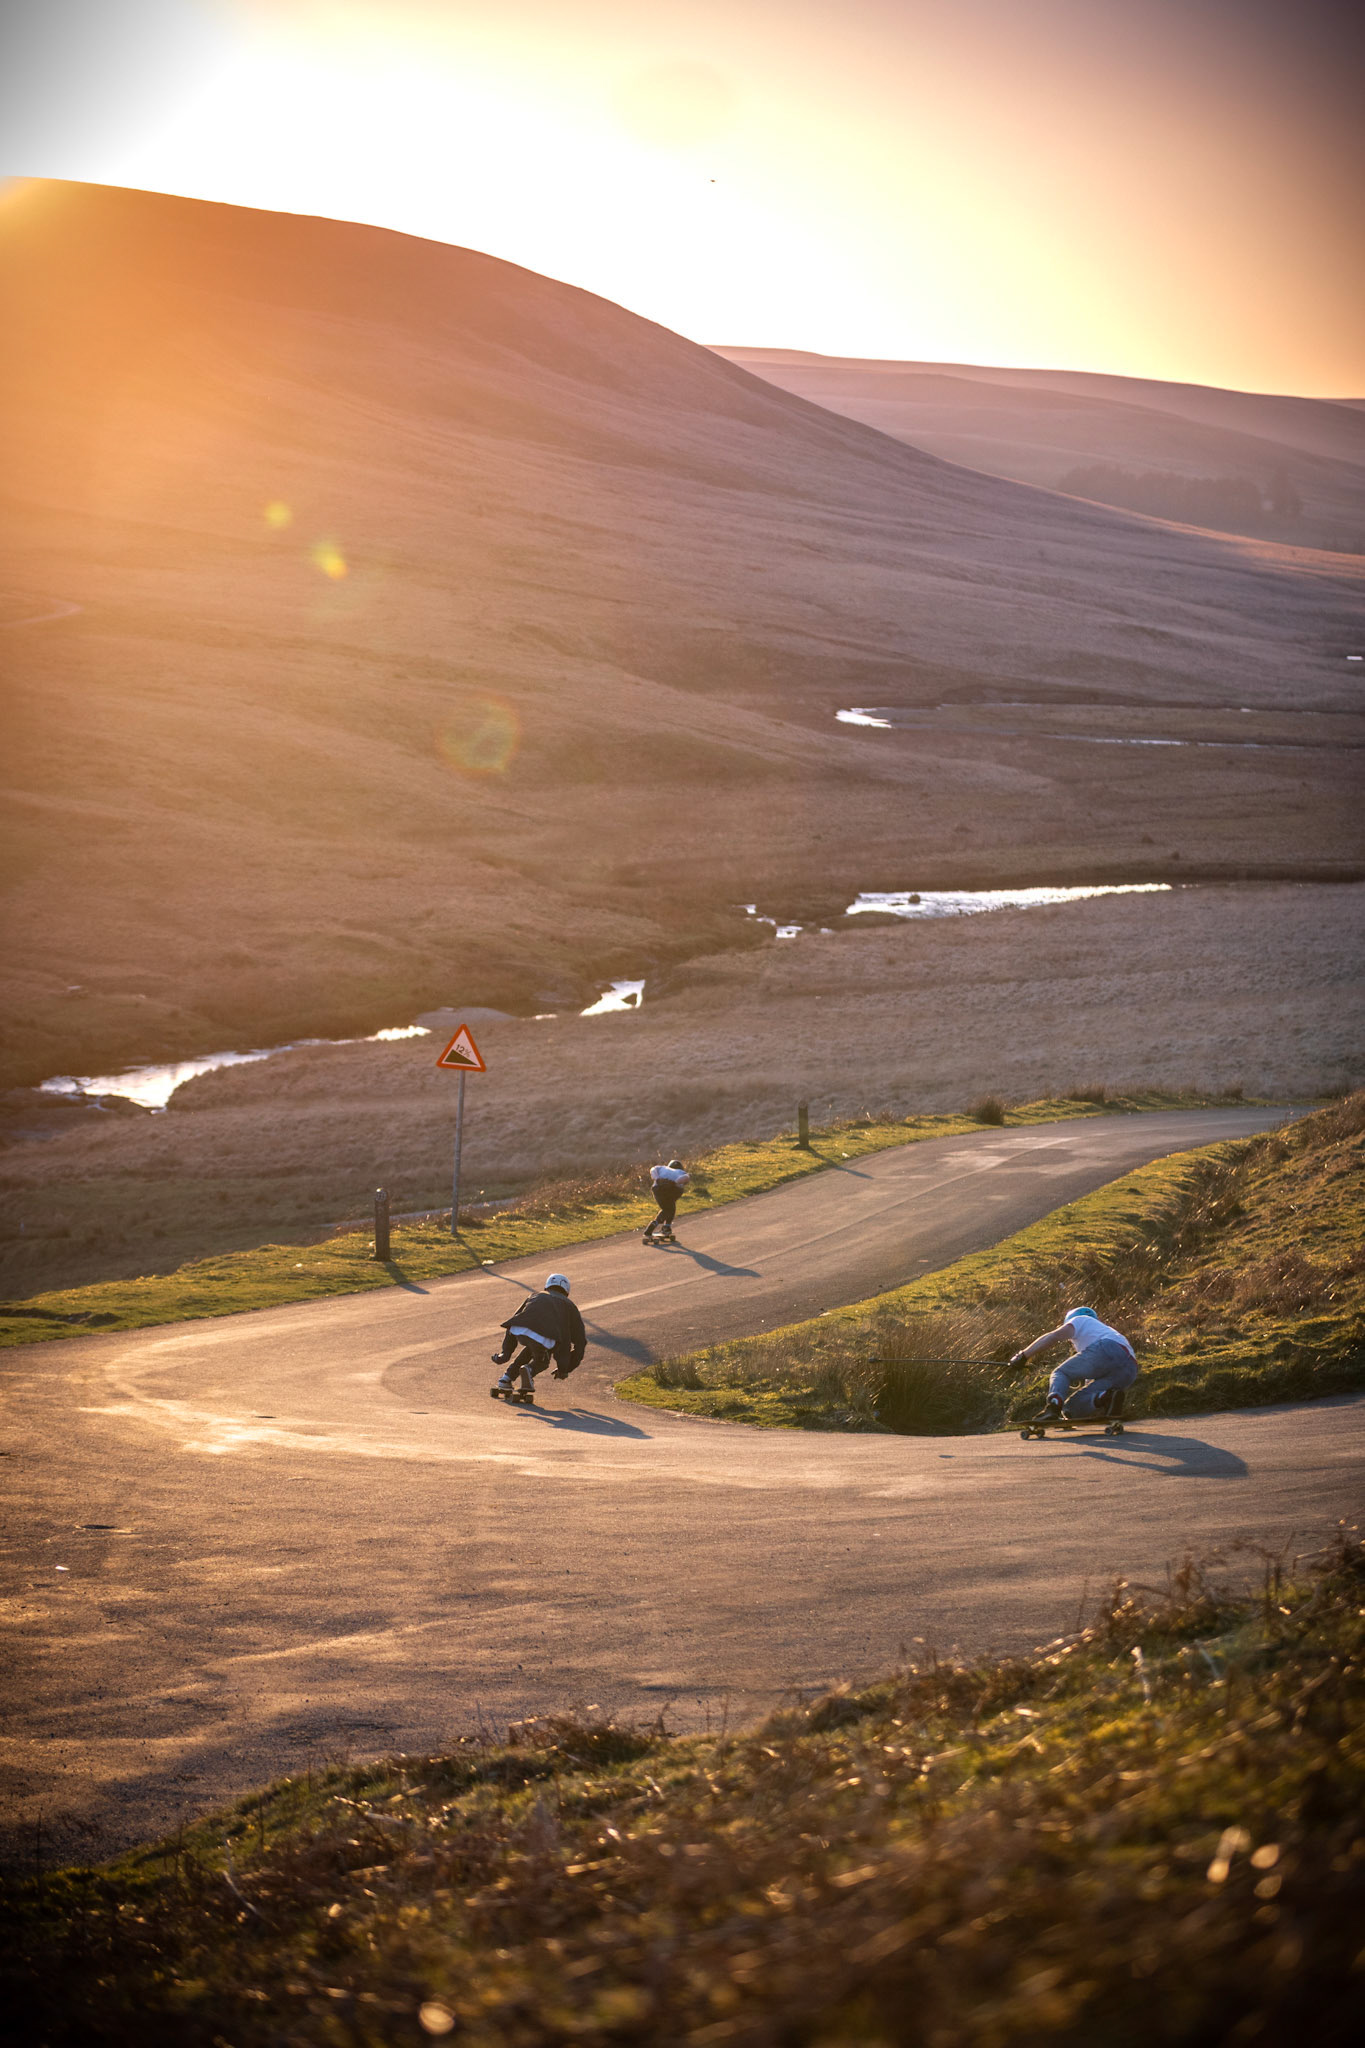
[3,0,1362,394]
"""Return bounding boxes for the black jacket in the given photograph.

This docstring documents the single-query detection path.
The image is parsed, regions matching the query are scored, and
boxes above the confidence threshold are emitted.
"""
[500,1289,586,1369]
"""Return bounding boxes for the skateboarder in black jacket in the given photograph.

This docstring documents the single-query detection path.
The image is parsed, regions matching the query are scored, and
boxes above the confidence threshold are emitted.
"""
[491,1274,586,1402]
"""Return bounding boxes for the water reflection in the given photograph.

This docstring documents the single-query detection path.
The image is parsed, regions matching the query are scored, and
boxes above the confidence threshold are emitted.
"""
[836,707,1360,752]
[580,978,646,1015]
[40,1025,431,1112]
[848,884,1171,920]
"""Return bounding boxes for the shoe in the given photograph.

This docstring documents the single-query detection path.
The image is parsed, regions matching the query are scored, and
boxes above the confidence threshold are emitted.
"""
[1031,1398,1063,1425]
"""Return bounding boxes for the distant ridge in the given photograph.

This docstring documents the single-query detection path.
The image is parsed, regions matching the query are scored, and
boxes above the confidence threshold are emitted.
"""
[715,348,1365,464]
[715,347,1365,553]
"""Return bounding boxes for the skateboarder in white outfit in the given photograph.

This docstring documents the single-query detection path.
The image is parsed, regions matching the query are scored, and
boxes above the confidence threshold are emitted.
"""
[643,1159,690,1245]
[1011,1306,1138,1424]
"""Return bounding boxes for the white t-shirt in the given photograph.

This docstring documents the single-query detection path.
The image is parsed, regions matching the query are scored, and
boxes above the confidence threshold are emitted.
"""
[651,1164,690,1187]
[1065,1312,1134,1357]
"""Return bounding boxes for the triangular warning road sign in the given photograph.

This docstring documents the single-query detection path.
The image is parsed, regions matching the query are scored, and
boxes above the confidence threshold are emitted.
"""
[436,1024,487,1073]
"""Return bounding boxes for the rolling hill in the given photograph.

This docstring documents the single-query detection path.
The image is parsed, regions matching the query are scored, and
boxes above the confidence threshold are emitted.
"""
[2,180,1361,1088]
[716,349,1365,553]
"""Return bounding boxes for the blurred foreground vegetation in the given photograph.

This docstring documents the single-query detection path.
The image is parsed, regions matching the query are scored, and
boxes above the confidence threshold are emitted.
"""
[622,1093,1365,1431]
[5,1536,1362,2045]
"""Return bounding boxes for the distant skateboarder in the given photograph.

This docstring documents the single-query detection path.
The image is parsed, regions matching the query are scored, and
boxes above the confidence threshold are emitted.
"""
[643,1159,690,1244]
[1012,1306,1138,1423]
[491,1274,586,1404]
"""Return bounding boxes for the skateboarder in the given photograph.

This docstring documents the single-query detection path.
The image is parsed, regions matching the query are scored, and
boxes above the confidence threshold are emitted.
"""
[1011,1305,1138,1423]
[643,1159,690,1244]
[491,1274,586,1403]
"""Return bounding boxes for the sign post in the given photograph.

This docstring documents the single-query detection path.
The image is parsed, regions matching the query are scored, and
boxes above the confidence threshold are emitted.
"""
[452,1070,466,1231]
[435,1025,487,1237]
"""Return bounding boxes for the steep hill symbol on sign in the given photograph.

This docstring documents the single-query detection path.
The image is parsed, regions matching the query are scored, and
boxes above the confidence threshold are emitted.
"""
[436,1025,486,1073]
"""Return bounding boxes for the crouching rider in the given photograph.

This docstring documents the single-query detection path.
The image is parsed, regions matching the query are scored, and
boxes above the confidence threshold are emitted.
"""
[491,1273,586,1405]
[1012,1305,1138,1425]
[643,1159,690,1245]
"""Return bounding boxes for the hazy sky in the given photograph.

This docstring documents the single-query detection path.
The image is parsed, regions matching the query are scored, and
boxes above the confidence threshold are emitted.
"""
[4,0,1361,394]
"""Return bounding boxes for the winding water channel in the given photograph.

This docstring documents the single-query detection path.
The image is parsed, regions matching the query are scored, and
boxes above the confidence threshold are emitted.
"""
[39,885,1190,1109]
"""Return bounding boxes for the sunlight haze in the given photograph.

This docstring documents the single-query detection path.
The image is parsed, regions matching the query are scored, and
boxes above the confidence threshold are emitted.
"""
[3,0,1362,394]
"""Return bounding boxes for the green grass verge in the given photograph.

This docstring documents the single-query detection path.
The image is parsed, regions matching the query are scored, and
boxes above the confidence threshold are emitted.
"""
[5,1539,1361,2045]
[618,1093,1364,1431]
[0,1091,1223,1350]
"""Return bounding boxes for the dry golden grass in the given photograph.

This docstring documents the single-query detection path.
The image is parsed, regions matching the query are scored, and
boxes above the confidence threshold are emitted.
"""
[7,1540,1363,2045]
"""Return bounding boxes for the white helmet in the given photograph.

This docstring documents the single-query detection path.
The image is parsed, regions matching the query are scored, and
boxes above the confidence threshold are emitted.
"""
[545,1273,571,1294]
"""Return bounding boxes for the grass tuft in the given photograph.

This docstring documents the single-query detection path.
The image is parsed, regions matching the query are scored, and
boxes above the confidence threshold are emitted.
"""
[969,1093,1007,1124]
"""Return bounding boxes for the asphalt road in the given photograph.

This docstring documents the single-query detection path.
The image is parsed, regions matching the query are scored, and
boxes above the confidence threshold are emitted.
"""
[4,1107,1362,1866]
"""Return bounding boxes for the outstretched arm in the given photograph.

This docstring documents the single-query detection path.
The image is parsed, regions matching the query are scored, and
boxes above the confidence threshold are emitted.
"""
[1009,1324,1070,1368]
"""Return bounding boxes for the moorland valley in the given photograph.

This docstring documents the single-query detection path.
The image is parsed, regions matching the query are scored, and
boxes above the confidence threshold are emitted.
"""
[2,179,1363,1295]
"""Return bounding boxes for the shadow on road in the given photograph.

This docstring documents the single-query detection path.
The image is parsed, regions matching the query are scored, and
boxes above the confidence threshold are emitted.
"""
[508,1406,650,1438]
[380,1263,430,1295]
[583,1327,654,1364]
[647,1245,760,1277]
[804,1144,874,1179]
[1061,1430,1249,1478]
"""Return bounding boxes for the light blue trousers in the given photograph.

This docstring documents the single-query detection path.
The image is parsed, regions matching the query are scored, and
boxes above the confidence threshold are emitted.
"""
[1048,1338,1137,1417]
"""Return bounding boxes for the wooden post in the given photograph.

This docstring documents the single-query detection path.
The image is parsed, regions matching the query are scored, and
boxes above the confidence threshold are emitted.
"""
[797,1100,810,1148]
[451,1069,467,1236]
[373,1187,390,1262]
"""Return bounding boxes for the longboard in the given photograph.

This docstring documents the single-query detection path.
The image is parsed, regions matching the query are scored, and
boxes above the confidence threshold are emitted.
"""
[1020,1417,1125,1439]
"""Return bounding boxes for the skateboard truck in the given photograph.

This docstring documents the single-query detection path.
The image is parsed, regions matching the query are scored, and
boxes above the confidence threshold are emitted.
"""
[1020,1391,1126,1440]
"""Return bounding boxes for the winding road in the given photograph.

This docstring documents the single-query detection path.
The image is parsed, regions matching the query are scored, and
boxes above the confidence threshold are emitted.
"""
[3,1107,1362,1864]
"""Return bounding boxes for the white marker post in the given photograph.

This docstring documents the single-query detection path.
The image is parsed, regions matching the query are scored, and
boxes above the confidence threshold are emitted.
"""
[435,1025,487,1237]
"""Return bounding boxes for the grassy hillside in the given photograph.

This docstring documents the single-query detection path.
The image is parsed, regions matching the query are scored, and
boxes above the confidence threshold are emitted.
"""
[2,181,1361,1089]
[621,1092,1364,1430]
[5,1537,1361,2044]
[719,348,1365,552]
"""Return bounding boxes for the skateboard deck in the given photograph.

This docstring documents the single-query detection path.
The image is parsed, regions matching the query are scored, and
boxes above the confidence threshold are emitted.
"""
[1019,1417,1125,1439]
[490,1386,535,1405]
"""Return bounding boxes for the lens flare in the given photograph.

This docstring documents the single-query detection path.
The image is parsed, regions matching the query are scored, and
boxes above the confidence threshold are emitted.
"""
[437,695,520,777]
[264,500,293,529]
[310,537,348,579]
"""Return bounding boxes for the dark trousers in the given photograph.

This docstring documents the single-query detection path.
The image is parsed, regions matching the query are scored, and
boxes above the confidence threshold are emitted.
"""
[644,1183,679,1237]
[496,1338,552,1389]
